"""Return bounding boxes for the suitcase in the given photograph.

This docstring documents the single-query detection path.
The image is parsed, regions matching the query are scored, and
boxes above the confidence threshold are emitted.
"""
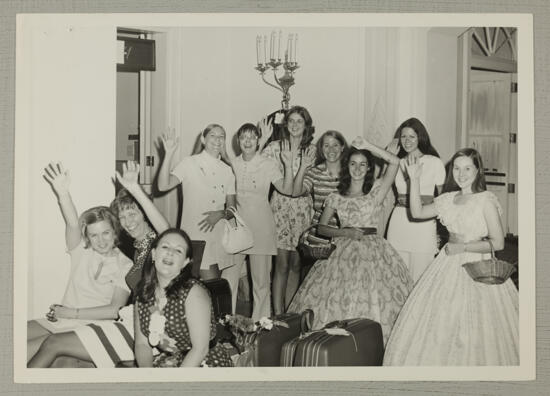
[238,309,313,367]
[280,318,384,366]
[202,278,232,319]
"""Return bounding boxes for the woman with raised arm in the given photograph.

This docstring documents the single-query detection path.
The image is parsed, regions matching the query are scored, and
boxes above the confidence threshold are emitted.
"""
[384,148,519,365]
[28,161,171,368]
[386,118,446,284]
[292,130,348,248]
[288,137,413,344]
[27,162,133,365]
[158,124,236,281]
[222,122,293,320]
[134,228,232,367]
[261,106,317,314]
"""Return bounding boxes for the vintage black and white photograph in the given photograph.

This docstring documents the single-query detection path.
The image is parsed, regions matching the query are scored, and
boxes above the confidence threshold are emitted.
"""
[14,13,535,382]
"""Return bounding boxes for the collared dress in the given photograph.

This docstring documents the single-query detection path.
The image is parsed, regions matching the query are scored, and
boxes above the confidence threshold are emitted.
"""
[262,141,314,250]
[232,153,282,255]
[72,230,157,367]
[171,150,236,270]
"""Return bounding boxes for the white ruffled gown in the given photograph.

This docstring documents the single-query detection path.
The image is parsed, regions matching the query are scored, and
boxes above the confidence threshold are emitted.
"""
[383,191,519,366]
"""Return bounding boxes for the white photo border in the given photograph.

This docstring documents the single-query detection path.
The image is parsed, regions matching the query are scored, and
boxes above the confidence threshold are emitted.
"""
[14,12,536,383]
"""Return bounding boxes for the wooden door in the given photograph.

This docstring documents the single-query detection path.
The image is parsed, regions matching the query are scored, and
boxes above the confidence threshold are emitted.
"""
[468,70,515,234]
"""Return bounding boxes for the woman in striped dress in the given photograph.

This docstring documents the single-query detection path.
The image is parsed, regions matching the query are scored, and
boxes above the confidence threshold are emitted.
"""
[293,130,348,246]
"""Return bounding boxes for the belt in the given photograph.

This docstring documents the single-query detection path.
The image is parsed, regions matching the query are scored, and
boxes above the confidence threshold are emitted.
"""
[448,233,483,244]
[358,227,377,235]
[396,194,434,208]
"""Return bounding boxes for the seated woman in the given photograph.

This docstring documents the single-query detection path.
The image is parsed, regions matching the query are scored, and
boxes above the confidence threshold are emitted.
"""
[287,137,413,344]
[134,228,233,367]
[28,161,170,368]
[27,162,133,365]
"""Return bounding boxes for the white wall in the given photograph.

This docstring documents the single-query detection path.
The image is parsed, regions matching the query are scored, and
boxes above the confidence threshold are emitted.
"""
[149,27,367,224]
[426,28,460,163]
[16,22,462,317]
[16,19,117,318]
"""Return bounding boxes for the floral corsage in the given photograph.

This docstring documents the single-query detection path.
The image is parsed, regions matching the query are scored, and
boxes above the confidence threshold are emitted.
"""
[148,301,167,347]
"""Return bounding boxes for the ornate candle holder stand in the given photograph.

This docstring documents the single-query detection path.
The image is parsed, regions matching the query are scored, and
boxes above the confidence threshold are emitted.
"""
[255,59,299,110]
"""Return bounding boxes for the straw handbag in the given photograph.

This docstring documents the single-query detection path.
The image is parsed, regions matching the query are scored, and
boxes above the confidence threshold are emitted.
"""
[462,239,516,285]
[297,225,336,260]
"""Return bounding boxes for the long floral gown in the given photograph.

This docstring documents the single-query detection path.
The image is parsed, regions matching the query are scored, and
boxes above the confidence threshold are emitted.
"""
[383,191,519,366]
[287,181,413,344]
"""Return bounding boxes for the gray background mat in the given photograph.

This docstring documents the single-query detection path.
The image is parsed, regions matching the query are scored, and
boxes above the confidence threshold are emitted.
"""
[1,0,548,394]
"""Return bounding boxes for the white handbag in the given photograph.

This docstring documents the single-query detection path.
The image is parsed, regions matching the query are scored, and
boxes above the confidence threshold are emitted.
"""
[221,207,254,254]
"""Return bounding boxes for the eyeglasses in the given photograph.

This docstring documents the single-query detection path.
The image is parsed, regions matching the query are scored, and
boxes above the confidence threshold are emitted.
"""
[287,119,305,125]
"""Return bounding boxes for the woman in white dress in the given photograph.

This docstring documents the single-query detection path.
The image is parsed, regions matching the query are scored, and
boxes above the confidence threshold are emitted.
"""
[383,148,519,366]
[386,118,446,284]
[158,124,236,280]
[222,122,293,320]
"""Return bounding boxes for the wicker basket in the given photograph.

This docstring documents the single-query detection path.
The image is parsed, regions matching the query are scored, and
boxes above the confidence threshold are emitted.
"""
[297,225,336,260]
[462,239,517,285]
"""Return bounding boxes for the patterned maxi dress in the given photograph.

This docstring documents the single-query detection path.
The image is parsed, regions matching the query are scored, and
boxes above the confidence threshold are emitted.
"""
[287,181,413,344]
[383,191,519,365]
[138,279,233,367]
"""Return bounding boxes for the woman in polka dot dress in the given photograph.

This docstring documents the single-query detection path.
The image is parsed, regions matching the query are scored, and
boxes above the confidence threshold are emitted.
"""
[134,228,232,367]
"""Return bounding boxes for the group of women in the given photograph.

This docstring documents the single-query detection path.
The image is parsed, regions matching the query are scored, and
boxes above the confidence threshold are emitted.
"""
[26,104,519,368]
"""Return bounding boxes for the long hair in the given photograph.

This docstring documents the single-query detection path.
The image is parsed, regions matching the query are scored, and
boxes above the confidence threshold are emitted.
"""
[281,105,315,150]
[337,147,376,196]
[442,148,487,193]
[315,130,349,166]
[79,206,121,248]
[135,228,195,303]
[393,118,440,159]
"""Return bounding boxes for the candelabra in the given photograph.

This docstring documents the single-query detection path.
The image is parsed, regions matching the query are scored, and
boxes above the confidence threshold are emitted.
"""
[255,31,299,110]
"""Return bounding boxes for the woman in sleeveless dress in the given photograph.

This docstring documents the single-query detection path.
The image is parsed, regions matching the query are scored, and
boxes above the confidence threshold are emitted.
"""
[288,137,413,344]
[134,228,232,367]
[383,148,519,365]
[386,118,446,284]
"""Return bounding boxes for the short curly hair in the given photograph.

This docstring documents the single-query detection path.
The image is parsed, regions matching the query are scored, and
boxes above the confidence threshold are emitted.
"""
[78,206,121,248]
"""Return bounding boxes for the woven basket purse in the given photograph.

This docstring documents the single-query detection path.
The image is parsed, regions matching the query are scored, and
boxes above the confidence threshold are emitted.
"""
[462,239,517,285]
[297,225,336,260]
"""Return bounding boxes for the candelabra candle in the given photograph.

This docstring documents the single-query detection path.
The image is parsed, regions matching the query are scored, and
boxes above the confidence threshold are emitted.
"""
[254,31,300,110]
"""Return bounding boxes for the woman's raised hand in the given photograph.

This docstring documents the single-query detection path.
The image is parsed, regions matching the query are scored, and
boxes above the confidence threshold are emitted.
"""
[258,117,273,141]
[115,160,140,193]
[280,140,293,167]
[351,135,371,150]
[386,138,400,155]
[161,128,179,154]
[43,162,71,196]
[300,145,316,169]
[405,155,423,179]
